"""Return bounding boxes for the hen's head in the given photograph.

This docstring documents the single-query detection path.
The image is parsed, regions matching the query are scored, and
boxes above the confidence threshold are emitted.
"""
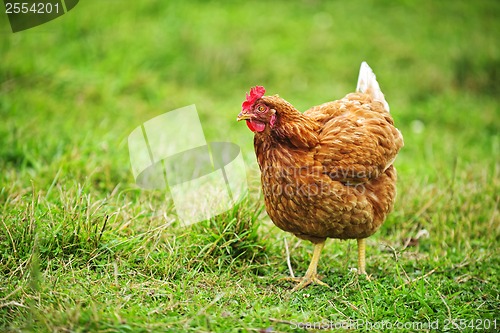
[237,86,277,133]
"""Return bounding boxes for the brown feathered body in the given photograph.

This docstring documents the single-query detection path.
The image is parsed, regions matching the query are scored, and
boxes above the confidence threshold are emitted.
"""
[253,92,403,243]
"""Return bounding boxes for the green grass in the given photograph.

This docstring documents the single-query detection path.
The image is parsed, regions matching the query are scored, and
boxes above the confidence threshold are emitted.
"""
[1,1,499,332]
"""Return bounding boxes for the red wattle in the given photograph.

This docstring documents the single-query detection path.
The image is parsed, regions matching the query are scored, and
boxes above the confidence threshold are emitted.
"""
[246,120,266,132]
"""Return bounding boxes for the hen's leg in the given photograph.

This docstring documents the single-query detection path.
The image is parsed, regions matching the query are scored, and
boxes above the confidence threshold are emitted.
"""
[283,241,330,292]
[357,238,366,275]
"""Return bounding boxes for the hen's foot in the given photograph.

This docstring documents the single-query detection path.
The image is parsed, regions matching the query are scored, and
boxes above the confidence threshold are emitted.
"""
[281,241,329,292]
[351,267,372,281]
[281,274,331,292]
[362,273,372,281]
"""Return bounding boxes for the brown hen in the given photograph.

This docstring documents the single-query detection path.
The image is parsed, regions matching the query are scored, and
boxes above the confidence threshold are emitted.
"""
[237,62,403,291]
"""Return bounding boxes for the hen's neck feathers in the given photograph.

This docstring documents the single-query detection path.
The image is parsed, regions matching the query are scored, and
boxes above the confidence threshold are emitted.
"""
[258,95,320,149]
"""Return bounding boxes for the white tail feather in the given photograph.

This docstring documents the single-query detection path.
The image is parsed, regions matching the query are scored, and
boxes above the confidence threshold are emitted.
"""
[356,61,390,112]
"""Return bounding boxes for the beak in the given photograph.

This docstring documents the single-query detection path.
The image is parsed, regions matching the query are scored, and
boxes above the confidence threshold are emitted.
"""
[237,112,253,121]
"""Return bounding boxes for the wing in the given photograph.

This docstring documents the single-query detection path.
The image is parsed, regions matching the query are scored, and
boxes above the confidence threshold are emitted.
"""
[305,93,403,184]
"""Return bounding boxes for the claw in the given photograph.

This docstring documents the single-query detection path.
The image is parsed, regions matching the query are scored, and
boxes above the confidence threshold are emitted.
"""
[281,274,331,292]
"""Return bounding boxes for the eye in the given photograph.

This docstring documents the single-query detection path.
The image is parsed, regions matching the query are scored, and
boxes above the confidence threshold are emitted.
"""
[256,105,267,113]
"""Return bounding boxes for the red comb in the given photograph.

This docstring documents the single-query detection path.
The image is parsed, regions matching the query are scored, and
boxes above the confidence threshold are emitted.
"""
[242,86,265,111]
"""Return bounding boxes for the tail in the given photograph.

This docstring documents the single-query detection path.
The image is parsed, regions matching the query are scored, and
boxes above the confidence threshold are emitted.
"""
[356,61,390,112]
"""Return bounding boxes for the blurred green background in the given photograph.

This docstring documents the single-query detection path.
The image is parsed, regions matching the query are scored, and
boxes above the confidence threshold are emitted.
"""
[1,1,498,331]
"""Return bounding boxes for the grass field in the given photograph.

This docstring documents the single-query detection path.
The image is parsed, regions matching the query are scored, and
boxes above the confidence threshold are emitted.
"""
[1,1,499,332]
